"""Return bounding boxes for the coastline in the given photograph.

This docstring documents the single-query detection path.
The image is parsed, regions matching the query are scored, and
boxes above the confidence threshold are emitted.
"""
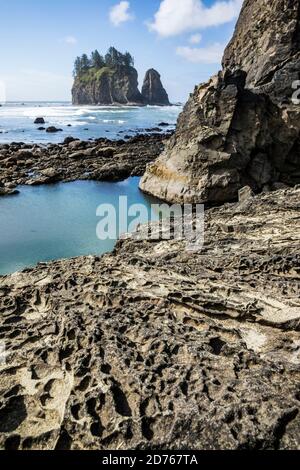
[0,132,172,195]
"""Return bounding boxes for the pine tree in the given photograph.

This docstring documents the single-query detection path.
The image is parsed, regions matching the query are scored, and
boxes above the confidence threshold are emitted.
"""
[91,50,105,69]
[73,56,82,77]
[74,48,135,76]
[124,51,134,67]
[81,54,91,71]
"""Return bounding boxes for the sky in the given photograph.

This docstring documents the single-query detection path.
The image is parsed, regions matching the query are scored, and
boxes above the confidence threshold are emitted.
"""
[0,0,243,103]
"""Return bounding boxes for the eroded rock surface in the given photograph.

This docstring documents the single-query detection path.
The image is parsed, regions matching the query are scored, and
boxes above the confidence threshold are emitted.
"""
[0,187,299,450]
[140,0,300,203]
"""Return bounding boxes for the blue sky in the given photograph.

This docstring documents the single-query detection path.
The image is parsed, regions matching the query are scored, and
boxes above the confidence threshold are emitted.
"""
[0,0,243,102]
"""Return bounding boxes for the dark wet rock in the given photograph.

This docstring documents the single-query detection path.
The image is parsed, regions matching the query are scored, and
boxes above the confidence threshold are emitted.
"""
[0,134,169,189]
[46,127,63,133]
[140,0,300,204]
[0,187,299,449]
[63,137,77,145]
[0,186,19,196]
[34,118,45,125]
[145,127,161,132]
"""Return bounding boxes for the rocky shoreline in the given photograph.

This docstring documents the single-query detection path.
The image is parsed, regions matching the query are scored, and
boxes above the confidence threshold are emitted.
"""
[0,186,299,449]
[0,133,172,195]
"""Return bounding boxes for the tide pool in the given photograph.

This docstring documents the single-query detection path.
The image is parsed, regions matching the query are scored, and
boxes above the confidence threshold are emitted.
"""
[0,178,159,275]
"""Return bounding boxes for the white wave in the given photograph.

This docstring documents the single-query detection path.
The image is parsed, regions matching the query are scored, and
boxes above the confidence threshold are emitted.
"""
[103,119,126,124]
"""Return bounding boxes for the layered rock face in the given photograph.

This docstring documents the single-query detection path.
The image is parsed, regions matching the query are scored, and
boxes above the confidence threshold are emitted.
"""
[140,0,300,204]
[142,69,170,106]
[72,66,144,106]
[72,66,170,106]
[0,187,299,449]
[222,0,300,102]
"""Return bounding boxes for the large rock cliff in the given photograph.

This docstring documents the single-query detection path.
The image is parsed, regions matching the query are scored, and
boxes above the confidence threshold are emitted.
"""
[72,66,170,106]
[142,69,170,106]
[72,66,144,106]
[140,0,300,204]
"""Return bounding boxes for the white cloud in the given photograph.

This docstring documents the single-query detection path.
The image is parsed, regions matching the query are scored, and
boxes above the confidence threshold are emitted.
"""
[62,36,78,45]
[189,33,202,44]
[149,0,243,37]
[176,43,225,64]
[109,1,134,27]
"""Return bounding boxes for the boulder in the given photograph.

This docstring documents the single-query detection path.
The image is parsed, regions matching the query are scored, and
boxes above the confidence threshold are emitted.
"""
[34,117,45,124]
[0,185,19,196]
[46,126,63,133]
[40,168,60,180]
[96,147,115,158]
[63,137,77,145]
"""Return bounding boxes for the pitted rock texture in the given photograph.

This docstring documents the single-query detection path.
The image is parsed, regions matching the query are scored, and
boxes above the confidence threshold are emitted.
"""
[140,0,300,204]
[0,187,299,450]
[141,69,170,106]
[0,134,170,193]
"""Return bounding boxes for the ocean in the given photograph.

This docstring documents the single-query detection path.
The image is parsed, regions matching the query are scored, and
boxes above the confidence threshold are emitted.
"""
[0,103,181,275]
[0,178,162,276]
[0,102,181,143]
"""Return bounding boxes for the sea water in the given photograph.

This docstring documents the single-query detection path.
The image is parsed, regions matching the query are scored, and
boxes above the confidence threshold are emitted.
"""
[0,102,181,143]
[0,178,160,276]
[0,103,181,275]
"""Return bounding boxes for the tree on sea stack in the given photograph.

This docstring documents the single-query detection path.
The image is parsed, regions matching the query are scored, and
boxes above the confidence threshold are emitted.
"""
[124,51,134,68]
[80,54,91,72]
[73,57,82,77]
[73,47,136,77]
[91,50,105,69]
[71,46,169,106]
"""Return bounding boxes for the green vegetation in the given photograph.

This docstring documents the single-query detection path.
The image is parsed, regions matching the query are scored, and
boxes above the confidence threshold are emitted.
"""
[73,47,135,78]
[75,66,116,84]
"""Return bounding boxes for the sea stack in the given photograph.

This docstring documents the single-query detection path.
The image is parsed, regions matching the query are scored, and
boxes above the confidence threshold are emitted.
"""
[141,69,170,106]
[72,65,144,106]
[140,0,300,204]
[71,48,170,106]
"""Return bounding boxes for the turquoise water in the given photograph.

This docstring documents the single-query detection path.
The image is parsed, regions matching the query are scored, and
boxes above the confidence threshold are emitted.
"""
[0,178,159,276]
[0,102,181,143]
